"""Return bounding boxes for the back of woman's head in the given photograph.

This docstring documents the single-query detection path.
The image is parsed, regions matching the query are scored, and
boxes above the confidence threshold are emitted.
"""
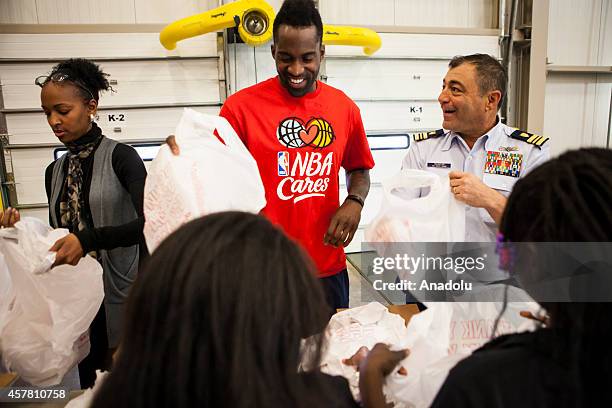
[91,212,330,408]
[499,148,612,405]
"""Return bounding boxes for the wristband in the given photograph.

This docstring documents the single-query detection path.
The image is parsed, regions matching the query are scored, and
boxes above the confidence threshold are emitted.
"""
[345,194,364,207]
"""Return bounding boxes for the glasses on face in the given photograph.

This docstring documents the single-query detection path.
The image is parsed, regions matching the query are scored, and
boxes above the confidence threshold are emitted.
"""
[35,73,95,101]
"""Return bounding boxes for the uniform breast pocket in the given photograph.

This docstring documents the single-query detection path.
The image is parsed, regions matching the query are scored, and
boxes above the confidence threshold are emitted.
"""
[482,173,517,196]
[480,173,517,224]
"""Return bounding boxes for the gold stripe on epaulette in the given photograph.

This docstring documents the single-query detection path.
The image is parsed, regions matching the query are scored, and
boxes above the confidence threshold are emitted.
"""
[527,134,541,144]
[414,132,425,141]
[510,129,548,148]
[535,136,549,146]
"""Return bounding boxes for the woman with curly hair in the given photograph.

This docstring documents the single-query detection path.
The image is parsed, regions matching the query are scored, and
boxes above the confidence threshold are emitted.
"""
[1,58,147,388]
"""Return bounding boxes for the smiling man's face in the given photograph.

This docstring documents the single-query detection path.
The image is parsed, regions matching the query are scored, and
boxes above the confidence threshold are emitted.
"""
[438,63,490,136]
[272,24,324,97]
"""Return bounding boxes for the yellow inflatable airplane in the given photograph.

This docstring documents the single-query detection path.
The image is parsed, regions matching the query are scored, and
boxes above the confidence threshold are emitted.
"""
[160,0,381,55]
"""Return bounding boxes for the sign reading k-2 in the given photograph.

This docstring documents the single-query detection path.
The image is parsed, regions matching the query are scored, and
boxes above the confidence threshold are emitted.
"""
[275,117,336,204]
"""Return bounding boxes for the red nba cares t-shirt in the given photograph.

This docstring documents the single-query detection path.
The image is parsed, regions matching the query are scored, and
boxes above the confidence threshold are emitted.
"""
[219,77,375,277]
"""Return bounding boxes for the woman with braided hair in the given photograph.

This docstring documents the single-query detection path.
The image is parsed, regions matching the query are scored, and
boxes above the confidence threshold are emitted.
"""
[91,212,358,408]
[1,58,147,388]
[358,148,612,408]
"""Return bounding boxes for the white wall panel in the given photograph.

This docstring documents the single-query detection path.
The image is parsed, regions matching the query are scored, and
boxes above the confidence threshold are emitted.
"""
[547,0,602,66]
[229,44,276,93]
[5,106,220,145]
[365,149,406,188]
[35,0,136,24]
[593,75,612,148]
[543,73,610,156]
[467,0,497,28]
[358,101,442,131]
[0,59,220,109]
[599,0,612,65]
[0,33,217,59]
[395,0,470,27]
[320,0,496,28]
[0,0,38,24]
[10,148,54,205]
[326,59,448,100]
[324,33,499,58]
[135,0,217,23]
[320,0,395,26]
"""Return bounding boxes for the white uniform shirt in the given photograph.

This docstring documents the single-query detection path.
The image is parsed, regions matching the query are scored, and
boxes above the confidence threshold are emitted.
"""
[402,120,550,242]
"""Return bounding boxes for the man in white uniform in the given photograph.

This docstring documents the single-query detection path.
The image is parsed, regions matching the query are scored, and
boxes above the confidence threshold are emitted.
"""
[403,54,550,242]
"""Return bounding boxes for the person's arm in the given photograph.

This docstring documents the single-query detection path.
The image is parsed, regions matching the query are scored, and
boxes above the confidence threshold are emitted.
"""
[45,161,55,226]
[324,103,374,247]
[73,144,146,253]
[358,343,409,408]
[324,169,370,247]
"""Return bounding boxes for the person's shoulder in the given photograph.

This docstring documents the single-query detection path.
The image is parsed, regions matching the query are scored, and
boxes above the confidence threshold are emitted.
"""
[500,123,549,149]
[412,128,447,143]
[300,372,358,408]
[319,81,355,103]
[45,160,58,177]
[112,141,137,154]
[433,330,575,408]
[111,141,143,164]
[450,330,560,378]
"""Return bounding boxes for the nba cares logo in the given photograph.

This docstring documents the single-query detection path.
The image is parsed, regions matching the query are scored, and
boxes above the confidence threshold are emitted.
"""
[276,117,335,148]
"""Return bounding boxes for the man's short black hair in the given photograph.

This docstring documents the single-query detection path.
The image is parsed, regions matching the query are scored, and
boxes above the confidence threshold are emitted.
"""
[273,0,323,44]
[449,54,507,107]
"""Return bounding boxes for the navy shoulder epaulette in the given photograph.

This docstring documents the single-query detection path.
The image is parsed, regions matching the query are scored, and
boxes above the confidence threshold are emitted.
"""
[509,129,549,148]
[413,129,445,142]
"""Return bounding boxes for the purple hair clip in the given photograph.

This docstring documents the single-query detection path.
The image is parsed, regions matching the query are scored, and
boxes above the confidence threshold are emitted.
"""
[496,232,515,271]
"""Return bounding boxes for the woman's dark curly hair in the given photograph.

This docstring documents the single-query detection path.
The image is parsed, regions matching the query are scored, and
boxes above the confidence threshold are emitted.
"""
[47,58,111,101]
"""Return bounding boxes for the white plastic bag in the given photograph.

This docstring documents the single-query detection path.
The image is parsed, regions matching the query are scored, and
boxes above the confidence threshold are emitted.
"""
[0,218,104,386]
[320,303,410,404]
[320,301,538,408]
[144,108,266,252]
[0,253,13,334]
[384,301,538,408]
[366,169,465,242]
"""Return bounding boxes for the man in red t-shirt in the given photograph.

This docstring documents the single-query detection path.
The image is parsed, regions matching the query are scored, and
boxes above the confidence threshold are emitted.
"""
[169,0,374,310]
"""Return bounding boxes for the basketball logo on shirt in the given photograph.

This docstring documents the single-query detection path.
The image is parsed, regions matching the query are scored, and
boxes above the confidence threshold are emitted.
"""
[276,117,335,148]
